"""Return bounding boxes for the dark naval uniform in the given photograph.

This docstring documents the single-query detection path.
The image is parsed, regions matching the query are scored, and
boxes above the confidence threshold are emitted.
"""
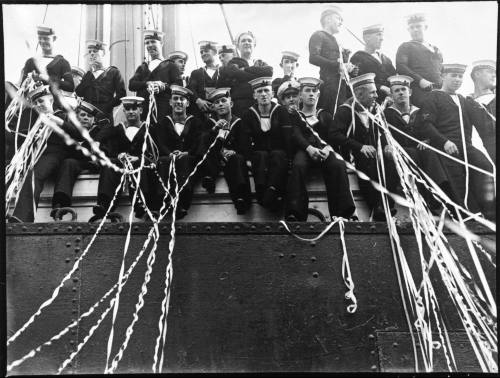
[187,66,220,119]
[21,55,74,92]
[286,109,355,221]
[396,41,443,107]
[128,60,183,121]
[308,30,350,114]
[350,51,396,103]
[151,115,204,212]
[241,103,292,206]
[76,67,127,122]
[418,90,495,217]
[471,93,496,163]
[271,75,294,98]
[12,110,81,222]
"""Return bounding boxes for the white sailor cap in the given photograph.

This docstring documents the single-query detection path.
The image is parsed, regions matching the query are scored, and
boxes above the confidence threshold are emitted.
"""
[321,6,343,22]
[167,51,188,61]
[387,75,414,87]
[207,87,231,102]
[277,80,300,100]
[363,24,384,35]
[248,77,273,90]
[78,100,103,116]
[471,60,496,72]
[120,96,145,106]
[86,39,107,51]
[281,51,300,62]
[218,44,236,54]
[442,63,467,74]
[170,85,193,99]
[37,25,55,36]
[27,85,52,102]
[198,41,218,51]
[406,13,427,25]
[144,29,164,42]
[71,66,86,78]
[350,73,376,89]
[298,77,323,88]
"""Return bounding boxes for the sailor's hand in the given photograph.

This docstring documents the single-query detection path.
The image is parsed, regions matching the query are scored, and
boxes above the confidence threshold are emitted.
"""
[417,139,429,150]
[320,145,333,158]
[222,149,236,160]
[118,152,128,160]
[306,145,327,162]
[444,140,458,155]
[156,81,166,92]
[384,145,394,159]
[345,62,356,73]
[380,85,391,95]
[360,145,377,158]
[419,79,433,90]
[196,98,211,112]
[217,129,229,140]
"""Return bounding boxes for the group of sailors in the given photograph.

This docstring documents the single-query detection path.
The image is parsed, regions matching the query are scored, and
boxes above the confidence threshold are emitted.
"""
[6,6,496,223]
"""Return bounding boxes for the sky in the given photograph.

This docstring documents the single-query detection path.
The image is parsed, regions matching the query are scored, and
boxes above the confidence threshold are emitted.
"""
[3,1,498,96]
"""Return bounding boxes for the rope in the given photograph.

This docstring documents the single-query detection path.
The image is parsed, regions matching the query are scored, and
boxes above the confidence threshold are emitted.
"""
[337,218,357,313]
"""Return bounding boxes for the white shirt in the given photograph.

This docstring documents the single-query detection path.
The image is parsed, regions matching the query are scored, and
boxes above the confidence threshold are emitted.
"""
[125,126,139,141]
[92,69,105,79]
[450,94,460,107]
[148,58,162,72]
[260,117,271,132]
[174,122,184,136]
[205,67,217,79]
[371,52,382,64]
[357,110,370,128]
[475,93,495,106]
[38,56,53,77]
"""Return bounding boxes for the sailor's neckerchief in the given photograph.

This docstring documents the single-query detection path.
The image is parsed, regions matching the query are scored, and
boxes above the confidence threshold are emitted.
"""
[249,103,280,132]
[165,114,194,135]
[295,108,335,153]
[208,114,241,135]
[387,104,420,124]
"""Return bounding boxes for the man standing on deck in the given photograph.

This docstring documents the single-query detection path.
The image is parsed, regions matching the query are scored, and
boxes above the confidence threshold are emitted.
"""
[272,51,300,97]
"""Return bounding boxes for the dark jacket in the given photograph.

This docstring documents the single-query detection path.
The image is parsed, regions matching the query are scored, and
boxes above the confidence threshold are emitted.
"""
[93,122,151,158]
[21,55,74,92]
[187,66,220,102]
[290,109,334,153]
[205,116,247,156]
[308,30,350,81]
[151,115,204,158]
[396,41,443,88]
[217,63,273,101]
[68,120,112,160]
[384,106,422,148]
[75,66,126,119]
[44,110,82,155]
[271,75,293,97]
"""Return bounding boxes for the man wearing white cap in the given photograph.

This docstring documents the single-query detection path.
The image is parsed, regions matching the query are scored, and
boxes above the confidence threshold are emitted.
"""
[309,6,357,115]
[350,24,396,104]
[129,30,183,122]
[276,80,300,110]
[241,77,292,211]
[418,64,495,219]
[167,51,189,86]
[271,51,300,97]
[396,13,443,108]
[11,86,81,222]
[150,85,204,219]
[187,41,221,119]
[75,40,126,123]
[329,73,398,221]
[469,60,496,162]
[285,77,356,222]
[218,44,236,67]
[20,25,74,93]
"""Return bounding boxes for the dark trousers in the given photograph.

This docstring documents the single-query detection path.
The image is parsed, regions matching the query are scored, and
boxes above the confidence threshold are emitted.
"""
[13,152,68,222]
[224,153,252,206]
[251,150,288,201]
[286,150,356,221]
[318,76,348,115]
[52,158,98,208]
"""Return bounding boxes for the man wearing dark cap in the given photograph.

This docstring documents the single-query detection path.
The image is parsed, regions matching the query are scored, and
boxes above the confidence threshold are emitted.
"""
[329,73,398,221]
[187,41,220,119]
[396,13,443,108]
[75,40,127,124]
[241,77,292,211]
[129,30,183,122]
[418,64,495,219]
[285,77,356,222]
[218,44,236,67]
[150,85,204,220]
[272,51,300,96]
[11,85,81,222]
[350,24,396,104]
[309,6,357,115]
[167,51,189,86]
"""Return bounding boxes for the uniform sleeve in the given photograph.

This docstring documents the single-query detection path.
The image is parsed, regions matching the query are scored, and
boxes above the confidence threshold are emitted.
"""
[245,64,273,77]
[329,106,363,152]
[128,64,148,92]
[415,94,448,148]
[237,111,253,159]
[277,106,293,158]
[308,32,339,71]
[396,43,424,83]
[112,69,127,108]
[187,69,202,101]
[465,96,495,145]
[56,58,75,92]
[150,121,171,157]
[291,113,310,152]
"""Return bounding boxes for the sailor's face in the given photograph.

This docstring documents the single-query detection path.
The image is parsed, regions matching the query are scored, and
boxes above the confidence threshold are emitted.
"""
[281,92,299,112]
[170,94,189,113]
[123,104,142,123]
[88,48,104,65]
[237,34,255,56]
[38,35,55,53]
[365,32,384,50]
[442,72,464,92]
[173,58,186,74]
[281,59,297,76]
[356,84,378,107]
[476,68,496,89]
[391,85,411,105]
[300,86,320,106]
[33,95,54,114]
[325,14,342,33]
[213,96,232,117]
[145,39,162,59]
[200,48,216,64]
[219,52,234,66]
[253,86,273,105]
[77,110,94,129]
[408,22,427,41]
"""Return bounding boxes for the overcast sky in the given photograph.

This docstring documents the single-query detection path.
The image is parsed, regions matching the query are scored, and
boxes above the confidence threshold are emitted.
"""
[3,2,498,96]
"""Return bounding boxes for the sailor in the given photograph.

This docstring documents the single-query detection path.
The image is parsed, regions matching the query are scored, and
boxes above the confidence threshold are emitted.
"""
[276,79,300,110]
[418,64,495,219]
[218,44,236,67]
[51,101,108,218]
[217,31,273,117]
[285,77,356,222]
[129,30,183,121]
[11,85,81,222]
[241,77,292,211]
[271,51,300,96]
[71,66,86,89]
[75,40,127,124]
[396,13,443,108]
[329,73,398,221]
[20,25,74,93]
[89,96,157,222]
[187,41,220,119]
[167,51,189,87]
[469,59,496,163]
[350,24,396,104]
[151,85,204,220]
[383,75,451,211]
[309,6,357,115]
[199,88,253,213]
